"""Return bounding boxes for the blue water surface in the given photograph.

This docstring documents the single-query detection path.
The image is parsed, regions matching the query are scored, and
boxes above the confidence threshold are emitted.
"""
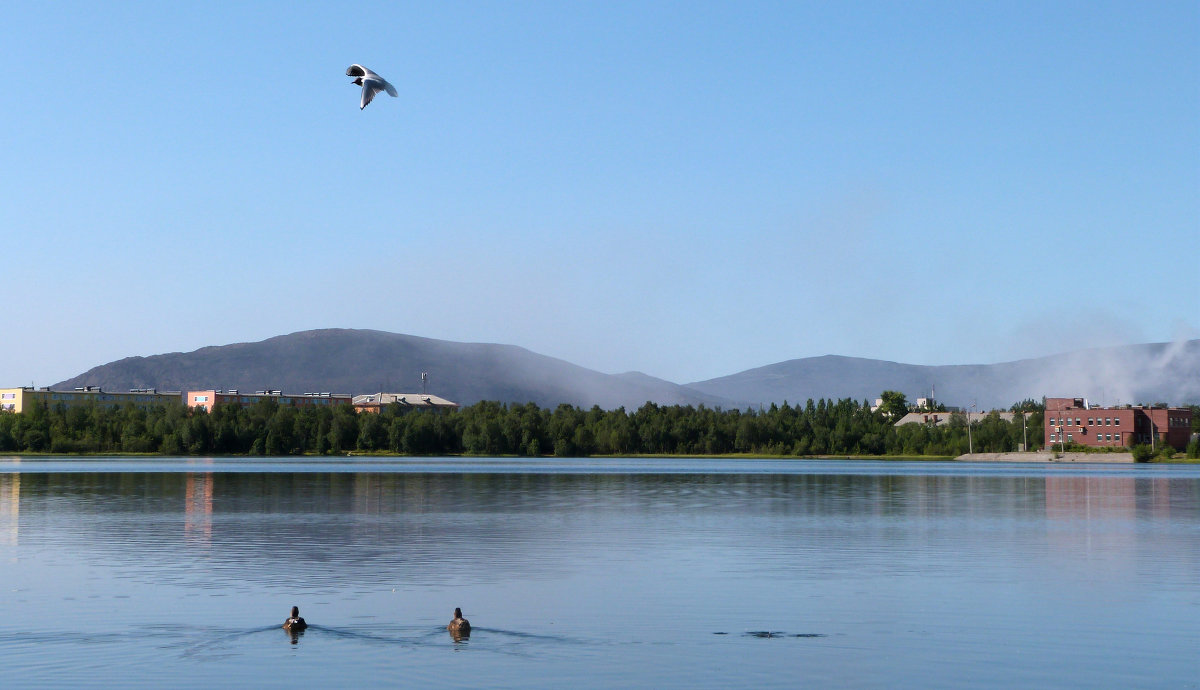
[1,457,1197,688]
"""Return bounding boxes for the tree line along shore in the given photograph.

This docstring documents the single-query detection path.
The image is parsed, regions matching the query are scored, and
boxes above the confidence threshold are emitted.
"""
[1,397,1197,459]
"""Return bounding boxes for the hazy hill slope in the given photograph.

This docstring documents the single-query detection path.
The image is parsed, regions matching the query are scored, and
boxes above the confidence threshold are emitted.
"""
[686,340,1200,410]
[53,331,1200,412]
[53,329,731,410]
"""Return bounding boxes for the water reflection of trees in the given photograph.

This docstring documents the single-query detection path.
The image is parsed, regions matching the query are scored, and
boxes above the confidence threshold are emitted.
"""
[0,473,18,546]
[5,471,1198,588]
[9,470,1199,520]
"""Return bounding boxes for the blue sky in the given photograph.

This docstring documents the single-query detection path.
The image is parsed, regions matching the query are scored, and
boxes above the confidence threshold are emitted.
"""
[2,1,1197,387]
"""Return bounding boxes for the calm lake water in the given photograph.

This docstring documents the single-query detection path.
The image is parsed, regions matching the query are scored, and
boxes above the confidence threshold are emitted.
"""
[1,457,1198,688]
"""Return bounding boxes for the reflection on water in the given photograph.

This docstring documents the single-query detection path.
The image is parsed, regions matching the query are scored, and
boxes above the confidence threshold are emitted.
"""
[185,473,213,547]
[0,460,1198,689]
[3,468,1199,589]
[1,473,16,546]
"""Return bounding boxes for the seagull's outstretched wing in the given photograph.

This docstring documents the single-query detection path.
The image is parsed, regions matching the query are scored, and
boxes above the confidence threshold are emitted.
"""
[360,80,385,110]
[347,64,398,109]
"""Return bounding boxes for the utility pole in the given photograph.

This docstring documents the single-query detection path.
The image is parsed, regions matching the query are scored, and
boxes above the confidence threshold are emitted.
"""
[1022,411,1027,452]
[1149,408,1155,452]
[1062,400,1069,454]
[967,402,975,455]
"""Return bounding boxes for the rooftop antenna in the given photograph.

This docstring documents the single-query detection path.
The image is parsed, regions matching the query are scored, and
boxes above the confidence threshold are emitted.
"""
[420,372,428,395]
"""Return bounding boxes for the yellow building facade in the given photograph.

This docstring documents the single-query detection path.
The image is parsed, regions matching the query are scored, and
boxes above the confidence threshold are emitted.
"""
[0,387,182,413]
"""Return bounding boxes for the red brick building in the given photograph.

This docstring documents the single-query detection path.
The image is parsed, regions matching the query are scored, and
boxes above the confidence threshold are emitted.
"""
[1045,397,1192,450]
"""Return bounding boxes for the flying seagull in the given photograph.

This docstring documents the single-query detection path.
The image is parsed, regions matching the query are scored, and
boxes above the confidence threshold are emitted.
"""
[346,64,397,110]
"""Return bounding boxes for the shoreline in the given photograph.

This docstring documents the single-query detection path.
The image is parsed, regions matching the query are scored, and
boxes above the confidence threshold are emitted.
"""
[2,451,1188,464]
[954,451,1135,463]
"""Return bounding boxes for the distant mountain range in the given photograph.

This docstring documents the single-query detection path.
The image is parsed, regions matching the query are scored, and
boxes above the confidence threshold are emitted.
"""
[687,341,1200,410]
[54,329,728,410]
[54,329,1200,410]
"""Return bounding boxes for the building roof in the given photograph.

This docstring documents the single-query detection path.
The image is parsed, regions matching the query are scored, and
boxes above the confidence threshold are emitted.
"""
[1046,397,1191,413]
[894,411,1020,427]
[351,393,459,409]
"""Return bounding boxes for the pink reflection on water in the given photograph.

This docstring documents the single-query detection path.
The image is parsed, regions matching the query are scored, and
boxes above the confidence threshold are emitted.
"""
[185,472,213,547]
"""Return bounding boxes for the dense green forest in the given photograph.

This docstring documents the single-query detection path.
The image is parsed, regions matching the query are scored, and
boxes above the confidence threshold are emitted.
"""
[0,397,1053,457]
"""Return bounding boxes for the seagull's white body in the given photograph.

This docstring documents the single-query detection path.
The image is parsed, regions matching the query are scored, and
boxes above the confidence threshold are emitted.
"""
[346,64,397,110]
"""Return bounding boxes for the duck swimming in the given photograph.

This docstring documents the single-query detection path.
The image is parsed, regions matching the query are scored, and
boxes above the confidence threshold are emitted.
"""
[282,606,308,632]
[447,607,471,635]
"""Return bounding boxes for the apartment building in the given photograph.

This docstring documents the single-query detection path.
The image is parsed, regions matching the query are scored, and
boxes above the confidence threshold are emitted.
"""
[0,386,182,413]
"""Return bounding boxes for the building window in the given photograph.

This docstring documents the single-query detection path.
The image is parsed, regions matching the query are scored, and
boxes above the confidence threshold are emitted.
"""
[1067,434,1073,442]
[1114,418,1120,426]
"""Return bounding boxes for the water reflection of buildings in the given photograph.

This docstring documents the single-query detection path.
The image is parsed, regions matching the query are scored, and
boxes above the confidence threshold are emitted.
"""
[1044,476,1183,521]
[1045,476,1137,521]
[185,473,214,546]
[0,473,17,546]
[1042,475,1191,575]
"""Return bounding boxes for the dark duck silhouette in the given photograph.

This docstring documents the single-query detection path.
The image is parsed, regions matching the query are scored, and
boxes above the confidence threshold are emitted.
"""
[282,606,308,632]
[447,607,471,639]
